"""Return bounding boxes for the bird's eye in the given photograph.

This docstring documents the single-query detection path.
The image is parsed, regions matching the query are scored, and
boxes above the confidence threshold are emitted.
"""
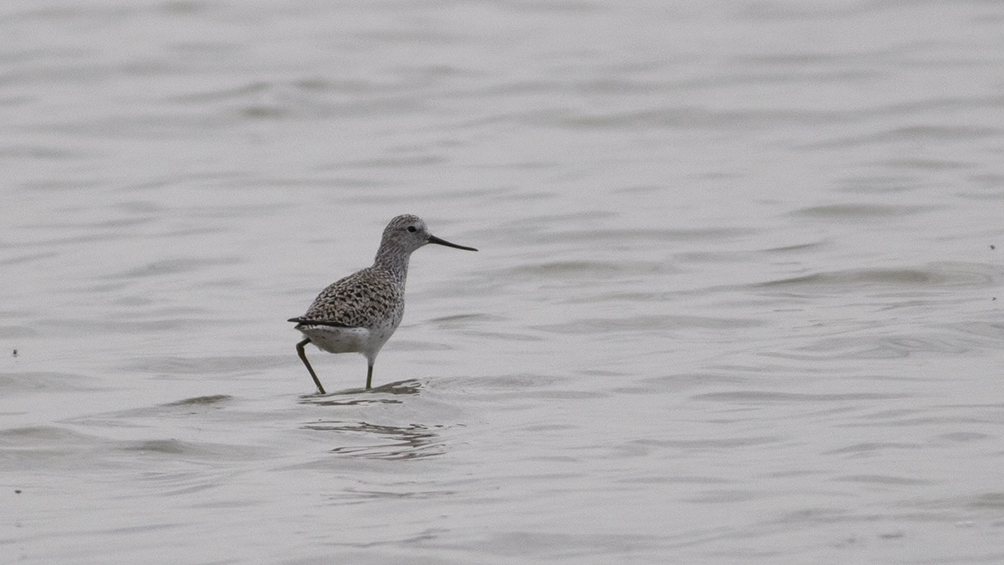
[407,226,417,233]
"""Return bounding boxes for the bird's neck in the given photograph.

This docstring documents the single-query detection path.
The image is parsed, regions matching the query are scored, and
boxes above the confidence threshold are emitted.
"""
[373,243,410,286]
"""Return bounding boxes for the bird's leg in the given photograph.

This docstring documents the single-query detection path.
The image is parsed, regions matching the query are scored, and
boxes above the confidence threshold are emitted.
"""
[296,339,326,394]
[366,363,373,390]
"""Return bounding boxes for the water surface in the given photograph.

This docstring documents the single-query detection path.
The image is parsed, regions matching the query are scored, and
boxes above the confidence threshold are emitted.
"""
[3,1,1004,563]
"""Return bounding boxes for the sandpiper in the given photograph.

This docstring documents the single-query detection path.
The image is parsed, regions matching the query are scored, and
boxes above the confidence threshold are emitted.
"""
[289,214,477,394]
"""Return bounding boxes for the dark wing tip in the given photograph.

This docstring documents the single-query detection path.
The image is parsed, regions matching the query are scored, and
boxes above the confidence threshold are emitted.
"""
[289,317,354,328]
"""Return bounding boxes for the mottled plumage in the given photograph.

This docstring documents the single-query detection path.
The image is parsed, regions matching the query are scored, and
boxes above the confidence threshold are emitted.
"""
[289,214,477,394]
[299,267,404,329]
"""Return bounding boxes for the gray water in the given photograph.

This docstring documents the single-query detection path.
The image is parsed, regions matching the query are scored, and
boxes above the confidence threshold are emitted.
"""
[3,1,1004,563]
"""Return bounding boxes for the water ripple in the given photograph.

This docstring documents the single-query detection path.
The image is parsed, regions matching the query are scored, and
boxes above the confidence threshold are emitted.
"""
[757,262,998,291]
[303,420,447,461]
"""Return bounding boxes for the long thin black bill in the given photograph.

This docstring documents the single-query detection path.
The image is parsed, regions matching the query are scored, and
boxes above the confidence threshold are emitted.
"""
[427,234,478,251]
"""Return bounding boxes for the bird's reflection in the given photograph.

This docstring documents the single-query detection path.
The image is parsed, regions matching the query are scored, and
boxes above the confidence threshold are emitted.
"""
[303,420,445,460]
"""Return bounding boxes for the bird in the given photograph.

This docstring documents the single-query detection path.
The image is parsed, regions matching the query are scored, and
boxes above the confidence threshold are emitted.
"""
[288,214,477,394]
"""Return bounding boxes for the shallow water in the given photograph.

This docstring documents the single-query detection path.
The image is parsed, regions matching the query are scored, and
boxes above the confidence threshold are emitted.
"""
[3,1,1004,563]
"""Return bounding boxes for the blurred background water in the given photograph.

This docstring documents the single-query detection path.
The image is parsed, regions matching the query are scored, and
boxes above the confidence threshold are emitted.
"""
[3,0,1004,563]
